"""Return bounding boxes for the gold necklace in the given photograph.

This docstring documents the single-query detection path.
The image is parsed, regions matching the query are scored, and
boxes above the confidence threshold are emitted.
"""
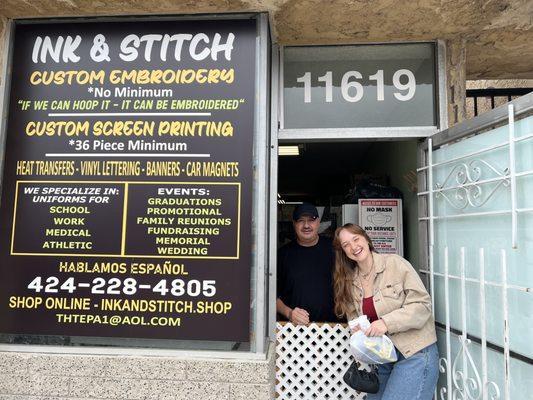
[359,262,375,281]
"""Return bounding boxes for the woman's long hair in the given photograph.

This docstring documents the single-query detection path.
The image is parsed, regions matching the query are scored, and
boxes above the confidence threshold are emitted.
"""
[332,223,375,318]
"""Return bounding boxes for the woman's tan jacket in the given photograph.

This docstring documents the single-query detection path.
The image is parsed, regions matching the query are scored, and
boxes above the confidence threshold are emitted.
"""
[348,252,437,358]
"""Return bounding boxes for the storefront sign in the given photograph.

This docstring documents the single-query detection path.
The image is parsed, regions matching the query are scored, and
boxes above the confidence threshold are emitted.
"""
[359,199,403,256]
[0,18,256,341]
[283,43,436,129]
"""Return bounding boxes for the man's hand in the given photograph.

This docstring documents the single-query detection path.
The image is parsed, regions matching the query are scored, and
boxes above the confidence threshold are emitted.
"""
[364,319,388,337]
[289,307,310,325]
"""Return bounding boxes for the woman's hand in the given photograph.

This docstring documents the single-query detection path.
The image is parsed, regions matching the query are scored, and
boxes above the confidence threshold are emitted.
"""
[350,324,361,334]
[364,319,388,337]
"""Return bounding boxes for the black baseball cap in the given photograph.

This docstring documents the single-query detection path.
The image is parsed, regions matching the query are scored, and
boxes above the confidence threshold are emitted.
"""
[292,203,319,221]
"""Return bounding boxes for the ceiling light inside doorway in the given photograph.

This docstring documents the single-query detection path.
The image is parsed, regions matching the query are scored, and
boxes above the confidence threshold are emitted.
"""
[279,145,300,156]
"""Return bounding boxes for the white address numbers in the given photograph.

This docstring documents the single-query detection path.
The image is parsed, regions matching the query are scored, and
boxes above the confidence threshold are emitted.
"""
[296,69,416,103]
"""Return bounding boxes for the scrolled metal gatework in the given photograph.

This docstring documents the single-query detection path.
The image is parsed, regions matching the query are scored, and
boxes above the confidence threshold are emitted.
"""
[438,338,501,400]
[452,338,483,400]
[439,358,449,400]
[486,381,501,400]
[434,159,510,210]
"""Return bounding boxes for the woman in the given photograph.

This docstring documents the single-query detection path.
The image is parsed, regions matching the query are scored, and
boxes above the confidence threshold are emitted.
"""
[333,223,438,400]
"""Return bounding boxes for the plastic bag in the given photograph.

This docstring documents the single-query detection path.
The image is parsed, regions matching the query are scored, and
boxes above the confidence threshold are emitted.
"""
[348,315,398,364]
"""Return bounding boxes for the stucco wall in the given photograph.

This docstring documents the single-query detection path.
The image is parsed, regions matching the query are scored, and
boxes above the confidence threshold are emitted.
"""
[465,79,533,118]
[0,343,276,399]
[446,38,467,126]
[467,79,533,90]
[1,0,532,79]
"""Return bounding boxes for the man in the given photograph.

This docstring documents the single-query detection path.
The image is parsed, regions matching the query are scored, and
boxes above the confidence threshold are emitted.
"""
[276,203,339,324]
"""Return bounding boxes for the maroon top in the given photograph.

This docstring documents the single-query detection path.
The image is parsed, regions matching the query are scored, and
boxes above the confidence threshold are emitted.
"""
[362,296,379,323]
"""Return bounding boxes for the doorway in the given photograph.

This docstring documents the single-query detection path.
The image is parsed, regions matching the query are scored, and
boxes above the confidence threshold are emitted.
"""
[277,140,420,266]
[274,138,420,399]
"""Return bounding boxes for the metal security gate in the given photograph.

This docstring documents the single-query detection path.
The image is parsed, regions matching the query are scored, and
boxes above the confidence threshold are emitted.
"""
[417,93,533,399]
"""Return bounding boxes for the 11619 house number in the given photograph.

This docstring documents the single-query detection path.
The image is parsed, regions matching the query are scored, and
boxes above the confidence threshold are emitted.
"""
[296,69,416,103]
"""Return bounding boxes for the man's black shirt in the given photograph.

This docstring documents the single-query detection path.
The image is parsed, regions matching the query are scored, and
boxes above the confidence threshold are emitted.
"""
[277,236,339,322]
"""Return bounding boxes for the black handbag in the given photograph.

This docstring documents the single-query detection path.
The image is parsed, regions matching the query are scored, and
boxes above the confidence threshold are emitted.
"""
[343,361,380,394]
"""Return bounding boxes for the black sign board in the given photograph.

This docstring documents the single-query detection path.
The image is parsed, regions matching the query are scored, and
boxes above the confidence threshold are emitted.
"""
[0,17,256,342]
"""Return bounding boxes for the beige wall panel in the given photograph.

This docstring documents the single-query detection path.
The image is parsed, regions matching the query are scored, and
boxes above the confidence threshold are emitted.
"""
[0,343,276,399]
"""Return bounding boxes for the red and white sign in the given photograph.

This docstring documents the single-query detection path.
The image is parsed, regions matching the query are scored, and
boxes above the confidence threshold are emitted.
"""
[359,199,403,256]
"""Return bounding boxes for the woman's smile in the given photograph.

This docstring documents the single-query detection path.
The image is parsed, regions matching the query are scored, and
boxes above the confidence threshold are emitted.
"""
[352,247,364,257]
[339,230,370,262]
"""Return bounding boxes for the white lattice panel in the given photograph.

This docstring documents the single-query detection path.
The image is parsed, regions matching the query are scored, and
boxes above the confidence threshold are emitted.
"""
[276,322,366,400]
